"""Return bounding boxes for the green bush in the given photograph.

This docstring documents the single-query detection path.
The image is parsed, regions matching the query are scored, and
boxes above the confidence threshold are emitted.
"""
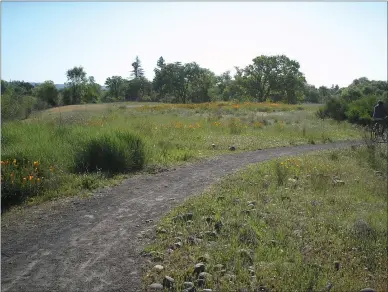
[321,94,384,126]
[74,131,146,174]
[345,95,377,125]
[1,92,36,121]
[315,107,327,119]
[321,97,348,121]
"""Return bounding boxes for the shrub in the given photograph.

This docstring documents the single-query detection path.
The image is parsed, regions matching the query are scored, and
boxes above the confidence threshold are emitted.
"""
[315,107,327,119]
[74,131,146,174]
[345,95,377,125]
[1,92,36,121]
[322,96,348,121]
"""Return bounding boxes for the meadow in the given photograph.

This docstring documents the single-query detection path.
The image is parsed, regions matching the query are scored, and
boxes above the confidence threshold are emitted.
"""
[142,145,387,291]
[1,101,362,211]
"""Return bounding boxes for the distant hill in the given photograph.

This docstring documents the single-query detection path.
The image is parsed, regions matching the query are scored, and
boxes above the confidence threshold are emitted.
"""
[29,82,106,90]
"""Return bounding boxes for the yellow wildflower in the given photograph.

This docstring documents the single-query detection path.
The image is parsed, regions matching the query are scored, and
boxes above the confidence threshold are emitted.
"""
[33,161,39,167]
[28,175,33,181]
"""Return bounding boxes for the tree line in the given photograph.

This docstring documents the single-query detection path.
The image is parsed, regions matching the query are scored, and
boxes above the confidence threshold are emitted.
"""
[1,54,387,123]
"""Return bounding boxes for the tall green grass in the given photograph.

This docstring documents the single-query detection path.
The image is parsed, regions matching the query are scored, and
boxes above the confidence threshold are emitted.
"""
[74,131,145,174]
[1,102,363,211]
[1,122,146,211]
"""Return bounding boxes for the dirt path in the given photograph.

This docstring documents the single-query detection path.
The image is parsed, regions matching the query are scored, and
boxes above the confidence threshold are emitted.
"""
[1,140,363,292]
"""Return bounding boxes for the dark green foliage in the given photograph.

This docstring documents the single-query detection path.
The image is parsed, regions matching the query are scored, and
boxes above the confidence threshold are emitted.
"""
[8,80,34,95]
[33,80,59,107]
[304,84,321,103]
[345,95,377,125]
[1,80,8,94]
[1,91,36,121]
[123,77,152,101]
[105,76,125,100]
[74,132,146,174]
[322,97,348,121]
[340,87,363,102]
[315,107,327,119]
[152,54,307,104]
[1,80,37,121]
[61,87,73,105]
[131,56,145,79]
[319,77,388,125]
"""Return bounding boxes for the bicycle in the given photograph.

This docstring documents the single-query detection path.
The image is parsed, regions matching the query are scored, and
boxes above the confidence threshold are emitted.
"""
[370,117,388,143]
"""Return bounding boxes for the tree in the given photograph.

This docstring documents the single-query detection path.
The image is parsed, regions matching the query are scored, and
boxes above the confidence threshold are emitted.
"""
[157,56,166,68]
[105,76,124,100]
[153,58,218,104]
[215,71,233,101]
[131,56,145,79]
[303,84,320,103]
[318,86,331,102]
[33,80,59,107]
[1,80,9,95]
[153,56,170,101]
[236,55,305,103]
[8,81,34,95]
[65,66,87,104]
[83,76,101,103]
[271,55,306,104]
[340,87,363,102]
[62,87,72,105]
[243,56,278,101]
[184,63,216,103]
[123,77,152,101]
[153,61,185,103]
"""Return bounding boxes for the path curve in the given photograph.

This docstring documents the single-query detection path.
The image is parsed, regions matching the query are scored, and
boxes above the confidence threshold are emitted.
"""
[1,140,363,292]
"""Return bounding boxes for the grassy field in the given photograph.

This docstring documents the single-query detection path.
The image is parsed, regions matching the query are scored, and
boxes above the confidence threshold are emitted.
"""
[142,145,387,291]
[1,101,362,211]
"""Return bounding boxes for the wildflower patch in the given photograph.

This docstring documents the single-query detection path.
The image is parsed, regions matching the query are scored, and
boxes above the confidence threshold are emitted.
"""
[1,158,54,211]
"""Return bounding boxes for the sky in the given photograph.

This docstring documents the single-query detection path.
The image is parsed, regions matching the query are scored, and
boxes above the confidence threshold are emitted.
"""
[1,2,387,88]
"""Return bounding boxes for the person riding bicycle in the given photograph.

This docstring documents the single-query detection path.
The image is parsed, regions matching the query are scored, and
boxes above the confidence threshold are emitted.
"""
[372,100,388,134]
[373,100,388,119]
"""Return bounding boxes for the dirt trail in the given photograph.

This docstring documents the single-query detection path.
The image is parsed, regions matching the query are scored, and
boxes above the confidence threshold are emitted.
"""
[1,140,363,292]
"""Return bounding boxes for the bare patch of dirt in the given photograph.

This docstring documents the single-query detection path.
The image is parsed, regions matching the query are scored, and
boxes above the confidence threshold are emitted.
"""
[1,141,362,292]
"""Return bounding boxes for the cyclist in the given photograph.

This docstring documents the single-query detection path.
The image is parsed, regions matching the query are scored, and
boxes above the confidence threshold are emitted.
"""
[372,100,388,134]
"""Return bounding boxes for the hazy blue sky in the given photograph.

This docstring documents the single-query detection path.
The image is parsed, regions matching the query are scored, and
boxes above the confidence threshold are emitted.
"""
[1,2,387,88]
